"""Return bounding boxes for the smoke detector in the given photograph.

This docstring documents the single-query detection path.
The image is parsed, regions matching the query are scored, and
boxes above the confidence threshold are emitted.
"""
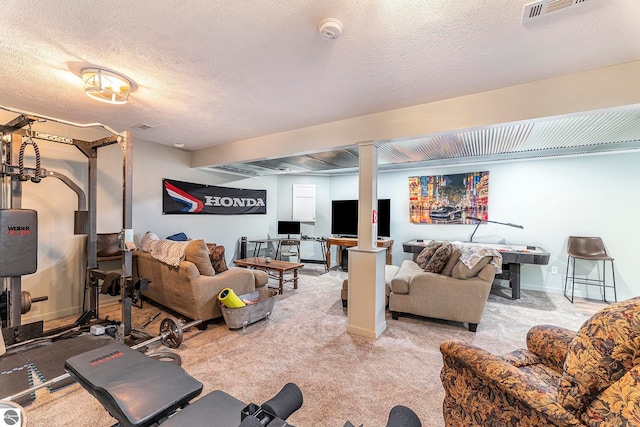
[318,18,342,40]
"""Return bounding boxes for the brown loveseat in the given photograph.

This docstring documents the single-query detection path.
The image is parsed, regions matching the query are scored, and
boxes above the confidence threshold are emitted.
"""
[388,241,498,332]
[440,297,640,426]
[136,238,267,324]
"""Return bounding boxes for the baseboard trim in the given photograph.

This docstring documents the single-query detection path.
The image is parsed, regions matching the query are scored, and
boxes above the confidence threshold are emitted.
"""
[301,259,326,265]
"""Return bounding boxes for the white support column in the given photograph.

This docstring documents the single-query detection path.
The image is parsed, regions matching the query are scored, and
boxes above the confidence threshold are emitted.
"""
[346,141,387,339]
[357,141,377,250]
[346,248,386,339]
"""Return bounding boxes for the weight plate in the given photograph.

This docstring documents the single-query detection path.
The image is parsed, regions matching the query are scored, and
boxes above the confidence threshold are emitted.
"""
[21,291,31,314]
[159,317,183,349]
[147,351,182,366]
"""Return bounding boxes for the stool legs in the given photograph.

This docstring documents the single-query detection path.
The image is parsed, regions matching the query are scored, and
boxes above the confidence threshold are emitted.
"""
[564,256,616,304]
[609,260,616,303]
[564,255,575,303]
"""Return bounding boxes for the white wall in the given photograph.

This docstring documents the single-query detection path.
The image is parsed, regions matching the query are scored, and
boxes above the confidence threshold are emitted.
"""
[276,175,331,262]
[94,139,280,255]
[19,140,88,322]
[329,152,640,301]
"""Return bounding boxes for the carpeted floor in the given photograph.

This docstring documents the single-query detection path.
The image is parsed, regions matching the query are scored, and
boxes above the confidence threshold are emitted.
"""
[21,266,594,426]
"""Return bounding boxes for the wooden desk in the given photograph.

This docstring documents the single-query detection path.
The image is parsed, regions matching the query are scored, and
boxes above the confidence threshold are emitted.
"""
[233,257,304,294]
[326,237,394,269]
[300,237,328,272]
[248,238,282,257]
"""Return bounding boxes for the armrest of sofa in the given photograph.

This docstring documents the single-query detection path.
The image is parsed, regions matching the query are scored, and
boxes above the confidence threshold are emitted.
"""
[253,269,268,289]
[526,325,576,373]
[390,260,423,294]
[476,263,497,283]
[214,267,258,291]
[440,340,582,425]
[178,260,201,280]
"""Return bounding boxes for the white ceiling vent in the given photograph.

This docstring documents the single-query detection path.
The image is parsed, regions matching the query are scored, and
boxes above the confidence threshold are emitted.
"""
[522,0,592,23]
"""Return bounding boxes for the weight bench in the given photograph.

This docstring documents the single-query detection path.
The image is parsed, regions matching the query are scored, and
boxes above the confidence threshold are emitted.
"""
[65,343,301,427]
[65,343,203,427]
[65,343,419,427]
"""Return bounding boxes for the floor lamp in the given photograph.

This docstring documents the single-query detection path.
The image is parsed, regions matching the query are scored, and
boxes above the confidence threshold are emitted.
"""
[467,217,524,242]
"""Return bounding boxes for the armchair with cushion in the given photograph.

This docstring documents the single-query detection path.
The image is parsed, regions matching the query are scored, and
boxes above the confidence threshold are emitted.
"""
[440,296,640,426]
[388,240,499,331]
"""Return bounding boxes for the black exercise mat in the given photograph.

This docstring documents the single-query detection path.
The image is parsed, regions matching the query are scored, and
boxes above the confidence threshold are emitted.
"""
[0,351,36,407]
[2,332,115,401]
[24,334,115,391]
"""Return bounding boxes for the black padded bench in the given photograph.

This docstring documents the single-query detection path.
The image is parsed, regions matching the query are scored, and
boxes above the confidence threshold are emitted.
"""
[161,390,247,426]
[65,343,203,427]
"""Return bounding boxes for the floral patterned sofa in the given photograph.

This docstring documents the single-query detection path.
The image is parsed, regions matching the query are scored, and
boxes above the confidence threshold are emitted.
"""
[440,296,640,426]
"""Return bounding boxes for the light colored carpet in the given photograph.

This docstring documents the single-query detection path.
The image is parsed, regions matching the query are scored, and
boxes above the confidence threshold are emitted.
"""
[22,267,592,426]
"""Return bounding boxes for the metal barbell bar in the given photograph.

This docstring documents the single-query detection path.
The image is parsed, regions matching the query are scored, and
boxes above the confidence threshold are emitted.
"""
[2,317,202,402]
[0,291,48,315]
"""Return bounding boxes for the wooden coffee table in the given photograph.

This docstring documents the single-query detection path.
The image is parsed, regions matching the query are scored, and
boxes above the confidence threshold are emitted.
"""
[233,257,304,294]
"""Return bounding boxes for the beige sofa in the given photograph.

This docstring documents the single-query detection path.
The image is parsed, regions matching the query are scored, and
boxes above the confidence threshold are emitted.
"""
[388,246,497,332]
[136,240,267,325]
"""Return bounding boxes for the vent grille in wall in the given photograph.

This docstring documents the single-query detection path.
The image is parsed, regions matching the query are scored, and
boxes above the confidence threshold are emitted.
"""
[522,0,591,23]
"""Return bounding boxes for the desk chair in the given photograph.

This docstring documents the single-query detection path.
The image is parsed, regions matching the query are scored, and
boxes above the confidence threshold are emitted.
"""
[564,236,616,303]
[97,233,122,262]
[278,239,301,263]
[95,233,143,307]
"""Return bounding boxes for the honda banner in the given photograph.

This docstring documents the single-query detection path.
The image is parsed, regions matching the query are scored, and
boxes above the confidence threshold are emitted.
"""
[162,179,267,215]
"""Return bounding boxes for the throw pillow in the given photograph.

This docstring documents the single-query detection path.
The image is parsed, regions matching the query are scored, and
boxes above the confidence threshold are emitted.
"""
[451,256,491,279]
[207,243,229,273]
[185,239,215,276]
[424,243,452,273]
[140,231,160,252]
[166,232,188,241]
[415,240,443,269]
[441,247,461,277]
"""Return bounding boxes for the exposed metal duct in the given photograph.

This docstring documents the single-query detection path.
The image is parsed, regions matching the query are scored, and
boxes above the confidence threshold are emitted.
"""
[205,106,640,176]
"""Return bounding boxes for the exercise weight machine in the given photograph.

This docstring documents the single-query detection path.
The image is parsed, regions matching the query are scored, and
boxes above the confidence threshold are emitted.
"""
[0,105,135,346]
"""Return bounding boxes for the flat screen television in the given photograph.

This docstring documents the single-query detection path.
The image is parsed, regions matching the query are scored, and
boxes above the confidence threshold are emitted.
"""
[331,199,390,238]
[277,220,301,236]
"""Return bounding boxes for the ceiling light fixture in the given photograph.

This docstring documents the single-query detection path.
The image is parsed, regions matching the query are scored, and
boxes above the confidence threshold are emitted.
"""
[81,67,136,105]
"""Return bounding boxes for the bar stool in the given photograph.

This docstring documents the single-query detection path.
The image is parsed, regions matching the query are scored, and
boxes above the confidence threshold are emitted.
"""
[564,236,616,303]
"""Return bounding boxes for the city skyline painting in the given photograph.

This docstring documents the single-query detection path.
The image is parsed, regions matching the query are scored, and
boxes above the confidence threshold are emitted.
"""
[408,171,489,224]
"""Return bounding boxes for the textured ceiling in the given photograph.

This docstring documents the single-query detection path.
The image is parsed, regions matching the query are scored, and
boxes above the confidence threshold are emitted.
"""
[1,1,640,168]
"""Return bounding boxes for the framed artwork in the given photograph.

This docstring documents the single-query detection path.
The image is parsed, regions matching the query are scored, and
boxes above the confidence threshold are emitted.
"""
[409,172,489,224]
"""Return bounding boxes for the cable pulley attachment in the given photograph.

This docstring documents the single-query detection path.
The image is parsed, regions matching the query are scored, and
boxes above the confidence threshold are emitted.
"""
[18,122,42,183]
